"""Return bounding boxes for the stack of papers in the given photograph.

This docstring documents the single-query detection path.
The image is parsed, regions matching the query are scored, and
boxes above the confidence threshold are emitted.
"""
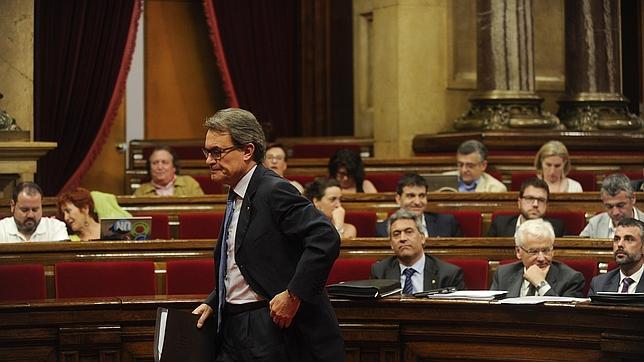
[422,290,507,301]
[497,296,589,304]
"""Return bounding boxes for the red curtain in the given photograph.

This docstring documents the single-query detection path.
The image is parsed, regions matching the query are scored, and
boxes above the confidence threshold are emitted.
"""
[202,0,299,140]
[34,0,141,196]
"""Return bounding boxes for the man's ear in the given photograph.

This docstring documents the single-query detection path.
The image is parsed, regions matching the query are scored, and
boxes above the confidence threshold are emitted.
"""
[481,160,488,171]
[243,143,256,161]
[10,200,15,213]
[515,247,521,260]
[395,194,401,205]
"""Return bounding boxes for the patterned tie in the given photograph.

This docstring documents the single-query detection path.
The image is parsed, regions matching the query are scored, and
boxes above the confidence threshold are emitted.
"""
[526,284,536,296]
[216,192,237,331]
[620,277,635,293]
[402,268,416,295]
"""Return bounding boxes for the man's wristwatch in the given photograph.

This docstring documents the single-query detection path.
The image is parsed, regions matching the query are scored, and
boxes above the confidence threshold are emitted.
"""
[536,280,548,290]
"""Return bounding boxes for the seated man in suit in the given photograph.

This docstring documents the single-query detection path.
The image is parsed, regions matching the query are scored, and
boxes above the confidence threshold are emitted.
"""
[580,173,644,239]
[487,178,565,237]
[375,173,462,237]
[444,140,507,192]
[371,209,464,294]
[588,218,644,295]
[491,218,584,297]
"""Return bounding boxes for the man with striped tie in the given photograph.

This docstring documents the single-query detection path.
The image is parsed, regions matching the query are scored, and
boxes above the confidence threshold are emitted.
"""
[370,209,464,294]
[589,218,644,296]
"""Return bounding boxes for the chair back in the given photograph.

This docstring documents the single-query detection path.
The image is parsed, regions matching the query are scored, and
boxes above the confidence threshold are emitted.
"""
[443,211,482,237]
[135,213,171,239]
[327,258,377,285]
[367,172,404,192]
[166,259,215,295]
[192,175,227,194]
[178,212,224,239]
[345,211,378,237]
[444,259,489,290]
[0,264,46,301]
[55,261,156,298]
[560,259,599,297]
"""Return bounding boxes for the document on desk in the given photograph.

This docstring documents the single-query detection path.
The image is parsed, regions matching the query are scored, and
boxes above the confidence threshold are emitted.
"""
[423,290,507,301]
[498,296,590,304]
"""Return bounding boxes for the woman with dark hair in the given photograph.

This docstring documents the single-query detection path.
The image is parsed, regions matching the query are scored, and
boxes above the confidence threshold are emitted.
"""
[57,187,100,241]
[304,178,357,238]
[328,149,377,194]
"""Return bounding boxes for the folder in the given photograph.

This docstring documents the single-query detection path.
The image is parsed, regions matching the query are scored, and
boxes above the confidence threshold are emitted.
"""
[326,279,402,299]
[154,307,217,362]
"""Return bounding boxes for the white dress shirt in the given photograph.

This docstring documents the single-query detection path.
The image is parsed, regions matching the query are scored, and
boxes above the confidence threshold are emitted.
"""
[224,164,264,304]
[619,264,643,294]
[398,254,426,294]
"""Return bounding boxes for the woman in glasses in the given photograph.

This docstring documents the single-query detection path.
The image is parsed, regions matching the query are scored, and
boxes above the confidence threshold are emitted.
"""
[328,148,377,194]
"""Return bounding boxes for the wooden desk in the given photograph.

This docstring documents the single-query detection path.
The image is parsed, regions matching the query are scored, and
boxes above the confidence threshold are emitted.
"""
[0,237,615,298]
[1,296,642,361]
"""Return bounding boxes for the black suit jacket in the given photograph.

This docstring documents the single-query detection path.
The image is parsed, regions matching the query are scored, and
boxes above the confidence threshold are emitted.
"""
[588,268,644,296]
[375,212,463,237]
[490,261,584,297]
[370,254,465,291]
[204,165,344,361]
[486,215,565,237]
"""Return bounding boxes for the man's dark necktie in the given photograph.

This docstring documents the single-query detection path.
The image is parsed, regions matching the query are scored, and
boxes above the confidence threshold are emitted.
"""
[216,192,236,331]
[526,284,536,296]
[620,277,635,293]
[402,268,416,295]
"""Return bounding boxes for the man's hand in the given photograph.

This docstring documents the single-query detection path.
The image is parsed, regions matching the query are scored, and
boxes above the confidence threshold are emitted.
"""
[192,303,213,328]
[269,290,301,328]
[523,264,549,286]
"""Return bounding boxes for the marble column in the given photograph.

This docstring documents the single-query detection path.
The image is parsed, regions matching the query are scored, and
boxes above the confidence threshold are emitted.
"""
[557,0,642,130]
[455,0,561,130]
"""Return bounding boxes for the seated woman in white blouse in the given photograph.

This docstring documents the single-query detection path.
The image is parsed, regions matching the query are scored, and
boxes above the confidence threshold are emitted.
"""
[534,140,583,193]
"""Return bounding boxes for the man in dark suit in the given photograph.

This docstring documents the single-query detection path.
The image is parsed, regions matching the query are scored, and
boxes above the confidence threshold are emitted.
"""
[487,178,565,237]
[491,218,584,297]
[371,209,464,294]
[375,173,462,237]
[192,108,344,361]
[588,218,644,296]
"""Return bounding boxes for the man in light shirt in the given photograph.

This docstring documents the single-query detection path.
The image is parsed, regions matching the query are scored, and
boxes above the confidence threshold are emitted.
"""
[0,182,68,242]
[490,218,584,297]
[444,140,507,192]
[580,173,644,239]
[588,218,644,295]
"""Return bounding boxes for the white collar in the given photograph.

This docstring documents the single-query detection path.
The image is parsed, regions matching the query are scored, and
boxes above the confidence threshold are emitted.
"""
[399,253,425,275]
[232,164,257,199]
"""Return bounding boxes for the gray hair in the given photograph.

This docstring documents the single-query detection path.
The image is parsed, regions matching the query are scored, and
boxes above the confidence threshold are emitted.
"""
[457,139,488,162]
[600,173,633,198]
[204,108,266,163]
[515,218,555,247]
[387,209,423,237]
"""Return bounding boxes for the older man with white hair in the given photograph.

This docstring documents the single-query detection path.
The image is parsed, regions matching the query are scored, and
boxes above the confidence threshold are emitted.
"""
[491,218,584,297]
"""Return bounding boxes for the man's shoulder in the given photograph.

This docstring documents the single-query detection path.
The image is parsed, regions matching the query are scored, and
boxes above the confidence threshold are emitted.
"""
[175,175,198,185]
[424,212,457,223]
[590,267,619,284]
[425,254,462,273]
[496,261,522,275]
[586,212,609,224]
[492,214,517,224]
[37,217,67,229]
[551,260,580,276]
[371,256,397,273]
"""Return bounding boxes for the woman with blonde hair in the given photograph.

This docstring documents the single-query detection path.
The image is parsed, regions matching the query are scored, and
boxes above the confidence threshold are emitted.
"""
[534,141,582,193]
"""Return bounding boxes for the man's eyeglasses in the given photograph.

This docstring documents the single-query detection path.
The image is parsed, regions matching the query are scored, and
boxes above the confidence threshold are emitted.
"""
[519,246,553,256]
[521,196,547,204]
[456,162,481,170]
[201,146,236,160]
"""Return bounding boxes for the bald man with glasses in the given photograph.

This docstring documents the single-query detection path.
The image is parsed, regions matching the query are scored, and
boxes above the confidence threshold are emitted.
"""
[487,178,565,237]
[490,218,584,298]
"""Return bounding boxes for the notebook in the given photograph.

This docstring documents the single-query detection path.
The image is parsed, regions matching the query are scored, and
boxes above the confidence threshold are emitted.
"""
[422,174,459,192]
[100,217,153,241]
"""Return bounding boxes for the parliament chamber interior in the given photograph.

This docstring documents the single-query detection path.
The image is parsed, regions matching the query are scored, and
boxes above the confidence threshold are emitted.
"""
[1,0,644,361]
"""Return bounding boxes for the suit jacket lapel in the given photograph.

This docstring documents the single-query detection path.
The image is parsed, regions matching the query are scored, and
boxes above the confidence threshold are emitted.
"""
[545,262,559,292]
[233,165,261,253]
[507,264,524,297]
[384,258,401,280]
[423,255,439,290]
